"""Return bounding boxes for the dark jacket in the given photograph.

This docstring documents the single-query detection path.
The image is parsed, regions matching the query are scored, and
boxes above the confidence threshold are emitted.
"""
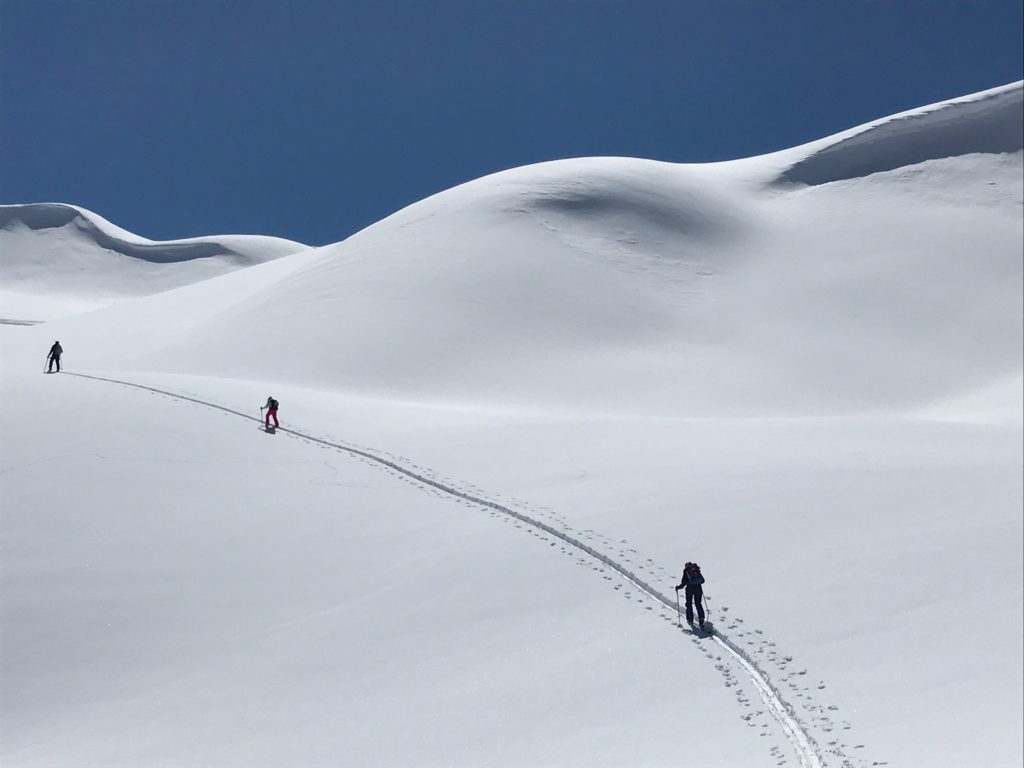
[49,343,63,359]
[676,564,705,591]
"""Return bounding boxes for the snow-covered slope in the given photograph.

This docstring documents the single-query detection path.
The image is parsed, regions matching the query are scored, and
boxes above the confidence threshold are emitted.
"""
[2,83,1022,768]
[773,80,1022,186]
[0,203,309,319]
[27,83,1023,416]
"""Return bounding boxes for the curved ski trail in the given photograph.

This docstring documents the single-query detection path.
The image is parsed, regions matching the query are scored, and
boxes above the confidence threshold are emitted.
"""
[66,370,824,768]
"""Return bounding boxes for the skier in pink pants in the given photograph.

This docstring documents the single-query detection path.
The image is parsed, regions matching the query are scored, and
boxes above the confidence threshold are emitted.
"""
[263,396,279,429]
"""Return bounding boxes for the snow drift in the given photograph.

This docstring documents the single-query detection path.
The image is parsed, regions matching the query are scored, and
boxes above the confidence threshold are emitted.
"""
[774,81,1023,186]
[0,203,309,319]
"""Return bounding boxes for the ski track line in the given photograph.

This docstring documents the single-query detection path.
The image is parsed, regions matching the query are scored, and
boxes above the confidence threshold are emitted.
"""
[65,370,824,768]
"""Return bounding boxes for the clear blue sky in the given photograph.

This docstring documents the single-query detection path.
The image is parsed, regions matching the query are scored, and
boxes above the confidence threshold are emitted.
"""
[2,1,1021,245]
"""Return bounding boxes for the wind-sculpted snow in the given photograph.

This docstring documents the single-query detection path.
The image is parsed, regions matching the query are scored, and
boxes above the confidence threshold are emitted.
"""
[9,85,1022,415]
[2,204,223,262]
[0,203,309,319]
[0,203,308,264]
[43,151,1022,416]
[508,159,749,243]
[774,81,1022,186]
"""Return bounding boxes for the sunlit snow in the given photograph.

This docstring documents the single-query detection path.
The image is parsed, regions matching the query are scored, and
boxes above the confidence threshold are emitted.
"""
[2,82,1021,768]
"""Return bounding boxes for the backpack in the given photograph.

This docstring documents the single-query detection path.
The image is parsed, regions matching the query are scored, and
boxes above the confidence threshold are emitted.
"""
[684,563,705,586]
[268,398,279,410]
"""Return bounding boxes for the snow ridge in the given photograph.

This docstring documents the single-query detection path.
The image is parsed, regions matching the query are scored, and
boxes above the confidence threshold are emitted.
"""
[64,370,824,768]
[0,203,308,264]
[0,203,312,320]
[774,81,1022,186]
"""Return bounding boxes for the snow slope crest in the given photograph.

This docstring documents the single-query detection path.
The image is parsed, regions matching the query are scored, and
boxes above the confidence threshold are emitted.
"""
[774,81,1023,186]
[9,84,1023,417]
[0,203,310,319]
[0,203,308,264]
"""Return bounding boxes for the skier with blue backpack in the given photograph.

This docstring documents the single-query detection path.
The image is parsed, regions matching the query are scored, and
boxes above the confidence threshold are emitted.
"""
[675,562,706,629]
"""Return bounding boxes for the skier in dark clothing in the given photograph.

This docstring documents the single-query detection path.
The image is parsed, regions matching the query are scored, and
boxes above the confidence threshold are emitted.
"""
[675,561,706,628]
[263,396,279,430]
[47,341,63,373]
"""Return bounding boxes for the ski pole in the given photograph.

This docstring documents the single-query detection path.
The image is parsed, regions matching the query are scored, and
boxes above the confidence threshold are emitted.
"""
[675,589,681,627]
[259,406,264,425]
[703,593,711,621]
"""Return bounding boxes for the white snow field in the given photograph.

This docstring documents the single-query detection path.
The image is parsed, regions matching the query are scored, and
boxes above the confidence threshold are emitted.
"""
[2,82,1022,767]
[0,203,310,320]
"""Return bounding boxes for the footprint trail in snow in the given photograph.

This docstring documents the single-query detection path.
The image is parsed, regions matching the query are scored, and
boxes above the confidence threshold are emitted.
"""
[66,370,880,768]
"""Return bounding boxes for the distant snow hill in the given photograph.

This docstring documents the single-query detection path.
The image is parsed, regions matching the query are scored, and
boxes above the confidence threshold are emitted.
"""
[0,203,309,320]
[19,82,1024,417]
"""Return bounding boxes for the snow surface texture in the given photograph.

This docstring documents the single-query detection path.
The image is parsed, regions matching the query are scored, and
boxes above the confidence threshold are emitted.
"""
[2,82,1022,767]
[775,81,1023,186]
[0,203,310,320]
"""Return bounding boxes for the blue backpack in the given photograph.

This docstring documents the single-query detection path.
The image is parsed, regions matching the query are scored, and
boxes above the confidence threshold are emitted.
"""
[684,563,705,586]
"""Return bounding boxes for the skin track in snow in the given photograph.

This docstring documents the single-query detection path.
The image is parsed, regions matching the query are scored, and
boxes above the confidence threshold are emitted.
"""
[64,370,827,768]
